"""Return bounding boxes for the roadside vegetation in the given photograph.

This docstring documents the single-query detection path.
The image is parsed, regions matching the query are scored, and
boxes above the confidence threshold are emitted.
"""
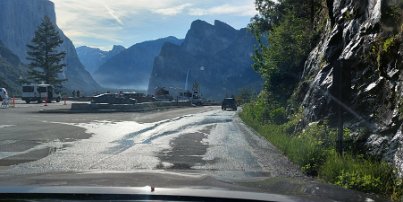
[245,0,403,200]
[240,97,402,199]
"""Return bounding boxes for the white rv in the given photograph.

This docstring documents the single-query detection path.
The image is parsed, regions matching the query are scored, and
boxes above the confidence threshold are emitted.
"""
[22,84,61,103]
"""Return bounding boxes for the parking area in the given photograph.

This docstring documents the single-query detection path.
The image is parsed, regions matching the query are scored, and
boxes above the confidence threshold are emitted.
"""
[1,98,87,109]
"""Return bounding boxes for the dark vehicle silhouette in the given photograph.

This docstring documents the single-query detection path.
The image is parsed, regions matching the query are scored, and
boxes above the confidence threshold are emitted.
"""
[154,87,173,101]
[222,98,237,111]
[122,92,156,103]
[91,93,136,104]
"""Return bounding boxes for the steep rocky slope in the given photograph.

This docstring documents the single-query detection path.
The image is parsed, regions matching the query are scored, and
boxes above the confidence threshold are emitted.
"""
[76,45,125,74]
[0,41,25,95]
[94,37,182,89]
[148,20,262,100]
[297,0,402,175]
[0,0,100,93]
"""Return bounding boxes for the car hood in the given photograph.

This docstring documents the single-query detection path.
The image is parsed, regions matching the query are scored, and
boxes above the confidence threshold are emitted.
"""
[0,171,387,202]
[0,186,309,202]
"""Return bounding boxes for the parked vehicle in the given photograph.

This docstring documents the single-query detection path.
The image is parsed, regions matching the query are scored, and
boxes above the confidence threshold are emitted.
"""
[122,92,156,103]
[22,84,61,103]
[0,88,7,101]
[91,93,137,104]
[191,94,203,106]
[179,90,203,105]
[0,88,9,107]
[154,87,174,101]
[222,98,237,111]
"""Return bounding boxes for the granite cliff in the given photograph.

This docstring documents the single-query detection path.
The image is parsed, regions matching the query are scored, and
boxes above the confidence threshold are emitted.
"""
[148,20,262,99]
[297,0,402,175]
[0,0,100,93]
[94,37,182,89]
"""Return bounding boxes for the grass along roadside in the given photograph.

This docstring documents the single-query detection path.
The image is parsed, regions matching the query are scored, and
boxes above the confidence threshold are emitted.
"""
[239,102,403,201]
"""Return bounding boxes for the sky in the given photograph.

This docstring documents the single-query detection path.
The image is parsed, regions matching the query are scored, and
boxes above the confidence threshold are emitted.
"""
[50,0,258,51]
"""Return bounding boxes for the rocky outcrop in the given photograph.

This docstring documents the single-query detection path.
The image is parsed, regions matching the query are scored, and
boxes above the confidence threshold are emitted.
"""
[148,20,262,100]
[0,41,26,95]
[76,45,125,74]
[94,37,182,89]
[0,0,100,93]
[298,0,403,175]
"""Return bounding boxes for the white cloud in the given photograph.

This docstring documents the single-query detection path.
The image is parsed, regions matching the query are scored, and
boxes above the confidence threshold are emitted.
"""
[188,4,256,16]
[103,3,124,26]
[50,0,256,49]
[153,3,192,16]
[67,30,123,43]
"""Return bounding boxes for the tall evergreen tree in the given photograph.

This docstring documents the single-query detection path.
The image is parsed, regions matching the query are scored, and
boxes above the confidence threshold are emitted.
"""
[26,16,66,86]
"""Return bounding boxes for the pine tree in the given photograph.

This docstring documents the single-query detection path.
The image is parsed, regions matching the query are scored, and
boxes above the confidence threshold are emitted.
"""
[26,16,66,86]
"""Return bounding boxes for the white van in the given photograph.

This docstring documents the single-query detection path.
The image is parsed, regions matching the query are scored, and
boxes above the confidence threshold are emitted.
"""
[22,84,61,103]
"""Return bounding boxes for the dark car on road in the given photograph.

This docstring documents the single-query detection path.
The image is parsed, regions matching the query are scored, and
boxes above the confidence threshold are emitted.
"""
[91,93,136,104]
[222,98,237,111]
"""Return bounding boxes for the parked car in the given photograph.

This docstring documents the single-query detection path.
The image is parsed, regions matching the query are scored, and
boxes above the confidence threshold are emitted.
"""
[191,94,203,106]
[91,93,136,104]
[122,92,156,103]
[154,87,173,101]
[22,84,61,103]
[222,98,237,111]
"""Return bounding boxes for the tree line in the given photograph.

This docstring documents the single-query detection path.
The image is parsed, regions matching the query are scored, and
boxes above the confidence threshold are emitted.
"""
[249,0,327,108]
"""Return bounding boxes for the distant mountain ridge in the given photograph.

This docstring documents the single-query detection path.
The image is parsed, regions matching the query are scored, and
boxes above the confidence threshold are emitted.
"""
[0,0,100,93]
[148,20,262,100]
[93,36,183,89]
[76,45,125,74]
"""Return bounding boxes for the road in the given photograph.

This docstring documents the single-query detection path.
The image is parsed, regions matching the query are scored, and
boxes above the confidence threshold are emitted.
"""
[0,101,301,179]
[0,101,382,201]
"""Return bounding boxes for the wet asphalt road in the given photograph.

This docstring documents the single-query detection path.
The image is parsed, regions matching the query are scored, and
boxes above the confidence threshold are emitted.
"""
[0,101,302,180]
[0,101,386,201]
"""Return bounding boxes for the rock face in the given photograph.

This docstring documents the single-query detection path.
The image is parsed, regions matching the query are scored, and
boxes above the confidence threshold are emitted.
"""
[0,0,100,93]
[94,37,182,89]
[76,45,125,74]
[298,0,403,175]
[0,41,26,95]
[148,20,262,100]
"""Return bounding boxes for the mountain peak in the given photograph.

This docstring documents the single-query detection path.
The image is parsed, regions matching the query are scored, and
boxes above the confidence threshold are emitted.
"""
[111,45,125,52]
[214,20,236,32]
[183,20,239,55]
[189,19,214,31]
[77,46,103,52]
[148,19,261,100]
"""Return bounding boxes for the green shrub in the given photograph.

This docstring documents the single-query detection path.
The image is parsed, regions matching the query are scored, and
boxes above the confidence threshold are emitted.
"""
[335,170,382,193]
[287,135,327,176]
[319,150,401,197]
[269,107,287,124]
